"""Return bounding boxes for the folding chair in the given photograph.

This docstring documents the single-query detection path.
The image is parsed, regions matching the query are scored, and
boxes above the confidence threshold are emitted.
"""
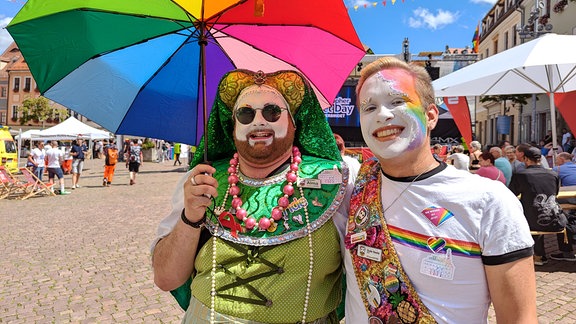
[0,166,33,199]
[0,166,12,199]
[17,167,56,200]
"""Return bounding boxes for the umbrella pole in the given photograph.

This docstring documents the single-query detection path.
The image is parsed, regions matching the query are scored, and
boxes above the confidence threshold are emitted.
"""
[199,25,209,163]
[550,92,558,167]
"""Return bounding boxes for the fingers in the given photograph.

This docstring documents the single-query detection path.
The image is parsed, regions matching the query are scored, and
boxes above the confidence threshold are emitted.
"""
[184,164,218,210]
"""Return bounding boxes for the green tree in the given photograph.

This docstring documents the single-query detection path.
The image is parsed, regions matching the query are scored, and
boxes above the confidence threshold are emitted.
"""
[479,94,531,115]
[480,94,532,141]
[17,96,69,128]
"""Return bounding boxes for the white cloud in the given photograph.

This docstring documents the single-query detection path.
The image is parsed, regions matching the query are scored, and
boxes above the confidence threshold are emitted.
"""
[349,0,371,6]
[0,16,14,54]
[408,8,458,30]
[470,0,498,4]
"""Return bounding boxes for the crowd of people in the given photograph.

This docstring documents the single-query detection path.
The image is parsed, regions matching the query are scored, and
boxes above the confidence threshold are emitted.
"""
[23,137,181,191]
[431,134,576,267]
[152,58,542,323]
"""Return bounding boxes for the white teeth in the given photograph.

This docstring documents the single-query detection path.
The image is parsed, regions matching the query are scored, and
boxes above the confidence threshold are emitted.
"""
[376,128,401,138]
[251,132,271,137]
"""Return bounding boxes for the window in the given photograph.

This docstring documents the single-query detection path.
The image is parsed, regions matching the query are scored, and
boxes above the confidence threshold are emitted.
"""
[24,77,31,92]
[11,105,18,119]
[504,32,509,50]
[512,25,518,47]
[13,77,20,92]
[493,39,498,55]
[0,87,6,98]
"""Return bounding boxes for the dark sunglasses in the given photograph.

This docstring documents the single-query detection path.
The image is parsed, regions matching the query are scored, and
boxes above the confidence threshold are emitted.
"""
[234,104,288,125]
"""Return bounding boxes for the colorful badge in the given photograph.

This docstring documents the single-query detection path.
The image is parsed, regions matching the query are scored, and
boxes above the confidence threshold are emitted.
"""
[357,244,383,262]
[355,204,369,227]
[420,248,455,280]
[421,206,454,226]
[318,167,343,184]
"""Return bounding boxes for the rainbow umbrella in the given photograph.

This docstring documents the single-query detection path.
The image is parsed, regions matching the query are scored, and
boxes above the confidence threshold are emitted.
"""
[7,0,365,156]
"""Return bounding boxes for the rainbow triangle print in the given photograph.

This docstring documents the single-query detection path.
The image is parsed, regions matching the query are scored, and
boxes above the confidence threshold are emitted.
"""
[421,206,454,226]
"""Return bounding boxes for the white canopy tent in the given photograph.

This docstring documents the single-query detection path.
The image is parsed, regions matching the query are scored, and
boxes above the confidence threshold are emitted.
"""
[14,129,42,140]
[33,116,111,141]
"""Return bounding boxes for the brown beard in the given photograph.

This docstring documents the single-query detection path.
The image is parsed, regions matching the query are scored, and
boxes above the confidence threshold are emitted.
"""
[234,124,296,165]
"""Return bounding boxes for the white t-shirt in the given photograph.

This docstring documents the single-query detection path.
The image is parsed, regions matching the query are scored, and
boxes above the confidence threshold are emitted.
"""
[343,155,361,177]
[446,152,470,171]
[562,132,572,146]
[46,147,63,168]
[31,147,45,167]
[343,164,534,323]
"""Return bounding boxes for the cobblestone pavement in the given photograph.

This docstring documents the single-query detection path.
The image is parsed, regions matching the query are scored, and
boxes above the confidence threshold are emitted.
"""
[1,159,576,323]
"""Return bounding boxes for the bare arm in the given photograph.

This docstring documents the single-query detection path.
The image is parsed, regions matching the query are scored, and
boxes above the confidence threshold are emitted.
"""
[485,256,537,324]
[152,164,218,291]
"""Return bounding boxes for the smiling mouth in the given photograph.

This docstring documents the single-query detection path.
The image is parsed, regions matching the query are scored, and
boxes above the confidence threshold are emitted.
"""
[248,130,274,141]
[373,126,404,141]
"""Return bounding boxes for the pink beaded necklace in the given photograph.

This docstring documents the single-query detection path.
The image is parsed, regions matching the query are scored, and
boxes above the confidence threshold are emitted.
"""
[221,146,302,231]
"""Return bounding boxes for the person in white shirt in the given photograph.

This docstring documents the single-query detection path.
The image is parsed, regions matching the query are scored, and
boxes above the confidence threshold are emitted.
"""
[346,56,536,323]
[445,145,469,171]
[45,140,70,195]
[29,141,46,181]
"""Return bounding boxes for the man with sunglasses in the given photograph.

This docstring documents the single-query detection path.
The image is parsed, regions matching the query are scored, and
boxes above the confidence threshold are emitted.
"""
[151,69,354,323]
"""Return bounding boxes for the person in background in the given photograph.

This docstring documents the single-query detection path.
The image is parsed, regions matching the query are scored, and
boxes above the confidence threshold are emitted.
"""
[103,140,119,187]
[509,146,574,264]
[334,133,360,176]
[490,146,512,186]
[70,138,88,189]
[476,152,506,185]
[554,152,576,186]
[543,130,553,145]
[45,140,70,195]
[350,56,536,323]
[173,143,182,166]
[445,144,470,171]
[562,128,572,153]
[468,140,482,172]
[61,143,73,175]
[128,139,143,185]
[29,141,46,181]
[431,143,444,162]
[505,145,524,174]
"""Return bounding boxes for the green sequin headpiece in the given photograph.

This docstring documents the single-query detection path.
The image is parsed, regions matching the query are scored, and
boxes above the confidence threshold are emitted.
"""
[191,69,341,167]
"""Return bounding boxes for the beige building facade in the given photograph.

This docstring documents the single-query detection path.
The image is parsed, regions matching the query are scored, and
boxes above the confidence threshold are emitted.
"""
[475,0,576,146]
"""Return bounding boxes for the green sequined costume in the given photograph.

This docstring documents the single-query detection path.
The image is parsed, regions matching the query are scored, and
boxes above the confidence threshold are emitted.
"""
[172,70,346,323]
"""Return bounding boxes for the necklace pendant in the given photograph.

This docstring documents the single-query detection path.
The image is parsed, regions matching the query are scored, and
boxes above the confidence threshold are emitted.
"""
[292,214,303,225]
[268,221,278,232]
[214,206,225,216]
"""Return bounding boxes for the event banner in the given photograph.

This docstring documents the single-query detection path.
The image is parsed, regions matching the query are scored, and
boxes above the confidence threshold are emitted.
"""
[442,96,473,146]
[324,85,360,127]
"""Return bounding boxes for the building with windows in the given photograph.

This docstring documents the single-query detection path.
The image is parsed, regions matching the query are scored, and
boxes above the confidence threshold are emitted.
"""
[0,42,91,132]
[475,0,576,146]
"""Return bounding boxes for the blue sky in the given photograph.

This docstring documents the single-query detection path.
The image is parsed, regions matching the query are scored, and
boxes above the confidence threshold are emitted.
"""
[0,0,497,55]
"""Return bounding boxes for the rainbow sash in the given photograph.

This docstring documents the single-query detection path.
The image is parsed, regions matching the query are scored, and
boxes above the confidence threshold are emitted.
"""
[345,158,436,323]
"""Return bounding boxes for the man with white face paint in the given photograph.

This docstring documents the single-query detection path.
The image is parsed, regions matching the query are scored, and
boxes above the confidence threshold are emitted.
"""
[343,57,537,323]
[151,69,354,323]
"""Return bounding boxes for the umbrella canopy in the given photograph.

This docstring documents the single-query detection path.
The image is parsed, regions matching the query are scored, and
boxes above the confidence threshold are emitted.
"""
[433,33,576,155]
[7,0,365,147]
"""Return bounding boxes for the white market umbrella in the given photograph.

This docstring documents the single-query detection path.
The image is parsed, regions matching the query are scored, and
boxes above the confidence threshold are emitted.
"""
[433,33,576,156]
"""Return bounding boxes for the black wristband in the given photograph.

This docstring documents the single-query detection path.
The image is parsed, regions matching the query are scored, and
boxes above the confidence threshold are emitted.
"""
[180,209,206,228]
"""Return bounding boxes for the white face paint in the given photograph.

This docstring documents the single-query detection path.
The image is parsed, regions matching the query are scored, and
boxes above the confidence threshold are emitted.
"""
[357,69,427,160]
[233,85,290,147]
